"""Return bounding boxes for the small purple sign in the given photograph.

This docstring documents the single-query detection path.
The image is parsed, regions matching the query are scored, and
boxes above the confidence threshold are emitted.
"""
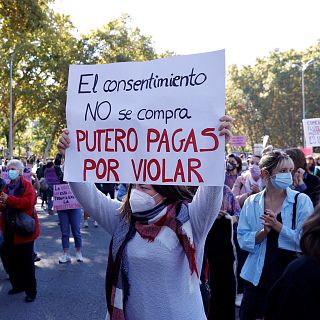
[53,184,81,211]
[229,135,246,147]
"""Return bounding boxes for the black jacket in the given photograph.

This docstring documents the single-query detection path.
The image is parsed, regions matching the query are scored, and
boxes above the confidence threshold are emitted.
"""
[265,255,320,320]
[303,173,320,207]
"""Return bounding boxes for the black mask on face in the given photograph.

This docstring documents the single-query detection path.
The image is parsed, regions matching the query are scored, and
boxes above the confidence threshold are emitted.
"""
[226,163,236,171]
[309,164,315,172]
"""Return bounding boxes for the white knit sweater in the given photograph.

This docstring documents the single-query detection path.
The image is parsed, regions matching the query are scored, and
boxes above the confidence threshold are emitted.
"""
[70,183,222,320]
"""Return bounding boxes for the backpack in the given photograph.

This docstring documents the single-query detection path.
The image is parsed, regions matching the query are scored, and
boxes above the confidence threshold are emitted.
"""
[39,177,49,191]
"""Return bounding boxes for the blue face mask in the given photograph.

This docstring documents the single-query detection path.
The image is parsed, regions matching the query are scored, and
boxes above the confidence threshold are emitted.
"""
[8,169,19,181]
[271,172,293,189]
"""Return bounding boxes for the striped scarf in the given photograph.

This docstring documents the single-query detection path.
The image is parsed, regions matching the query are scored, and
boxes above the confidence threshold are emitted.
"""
[105,201,198,320]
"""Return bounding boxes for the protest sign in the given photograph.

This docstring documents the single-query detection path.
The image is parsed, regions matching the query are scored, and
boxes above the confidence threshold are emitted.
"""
[230,135,246,147]
[64,50,226,185]
[53,184,81,211]
[303,118,320,147]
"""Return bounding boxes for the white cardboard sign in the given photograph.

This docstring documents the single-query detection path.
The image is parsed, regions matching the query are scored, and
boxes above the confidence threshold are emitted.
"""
[64,50,226,186]
[303,118,320,147]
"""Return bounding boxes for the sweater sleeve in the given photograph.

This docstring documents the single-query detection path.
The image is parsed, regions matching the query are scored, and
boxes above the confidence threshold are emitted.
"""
[69,182,121,235]
[189,186,223,244]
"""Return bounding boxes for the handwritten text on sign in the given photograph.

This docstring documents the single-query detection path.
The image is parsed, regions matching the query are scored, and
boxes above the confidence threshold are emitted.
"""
[64,51,225,185]
[53,184,81,211]
[303,118,320,147]
[230,135,246,147]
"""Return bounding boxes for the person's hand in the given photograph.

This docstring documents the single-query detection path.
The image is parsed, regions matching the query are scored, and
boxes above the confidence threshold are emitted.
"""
[293,168,305,186]
[0,192,8,204]
[57,129,70,156]
[251,184,260,194]
[217,210,228,219]
[260,209,278,232]
[218,115,233,144]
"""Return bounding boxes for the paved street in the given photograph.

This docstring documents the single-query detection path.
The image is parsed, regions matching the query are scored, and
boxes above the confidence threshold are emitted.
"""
[0,200,111,320]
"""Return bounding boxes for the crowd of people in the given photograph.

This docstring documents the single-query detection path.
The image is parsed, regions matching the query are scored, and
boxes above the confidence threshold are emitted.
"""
[0,122,320,320]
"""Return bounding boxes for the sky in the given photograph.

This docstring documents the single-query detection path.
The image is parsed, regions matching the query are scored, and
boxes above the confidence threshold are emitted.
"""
[53,0,320,66]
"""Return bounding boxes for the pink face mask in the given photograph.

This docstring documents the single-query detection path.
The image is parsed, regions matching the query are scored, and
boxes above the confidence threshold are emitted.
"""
[249,164,261,179]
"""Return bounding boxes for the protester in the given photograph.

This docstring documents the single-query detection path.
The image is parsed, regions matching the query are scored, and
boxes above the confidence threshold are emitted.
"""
[49,154,84,264]
[205,185,240,320]
[96,183,116,199]
[306,154,320,178]
[305,155,316,175]
[232,154,263,208]
[286,148,320,207]
[237,151,313,320]
[224,154,242,189]
[57,116,232,320]
[232,155,264,307]
[0,159,40,302]
[116,183,128,201]
[265,205,320,320]
[44,158,63,214]
[315,156,320,177]
[82,211,98,228]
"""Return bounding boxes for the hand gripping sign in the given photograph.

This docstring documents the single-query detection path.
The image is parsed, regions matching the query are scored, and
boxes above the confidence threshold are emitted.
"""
[64,50,226,186]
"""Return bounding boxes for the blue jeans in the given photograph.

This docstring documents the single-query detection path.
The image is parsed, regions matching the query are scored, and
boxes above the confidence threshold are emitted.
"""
[58,209,82,250]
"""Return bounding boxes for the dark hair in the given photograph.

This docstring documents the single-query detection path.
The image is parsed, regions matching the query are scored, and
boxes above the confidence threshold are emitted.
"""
[228,154,242,172]
[300,205,320,262]
[259,150,293,175]
[54,155,62,166]
[120,184,194,221]
[46,161,54,168]
[285,148,307,171]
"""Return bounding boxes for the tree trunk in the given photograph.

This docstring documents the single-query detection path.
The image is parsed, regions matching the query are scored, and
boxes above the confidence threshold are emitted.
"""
[43,124,59,159]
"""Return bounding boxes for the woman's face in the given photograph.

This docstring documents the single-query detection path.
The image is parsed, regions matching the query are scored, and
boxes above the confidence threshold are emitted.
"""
[306,157,314,168]
[131,184,165,204]
[248,156,260,166]
[7,165,21,181]
[8,165,21,173]
[270,159,294,178]
[226,156,239,172]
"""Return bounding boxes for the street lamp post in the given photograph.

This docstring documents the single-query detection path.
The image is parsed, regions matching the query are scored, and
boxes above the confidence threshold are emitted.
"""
[293,59,316,147]
[8,41,40,159]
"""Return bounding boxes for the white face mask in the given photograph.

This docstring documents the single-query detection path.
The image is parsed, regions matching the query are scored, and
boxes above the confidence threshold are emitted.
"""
[129,189,159,213]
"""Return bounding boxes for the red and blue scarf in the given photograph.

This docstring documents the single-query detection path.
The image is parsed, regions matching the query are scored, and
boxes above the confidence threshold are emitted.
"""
[105,201,198,320]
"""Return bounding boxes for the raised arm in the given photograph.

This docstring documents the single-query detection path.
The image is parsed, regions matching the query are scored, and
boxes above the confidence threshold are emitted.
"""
[189,186,223,244]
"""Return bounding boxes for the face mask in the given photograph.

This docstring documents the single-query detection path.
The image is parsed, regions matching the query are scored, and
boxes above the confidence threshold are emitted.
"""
[271,172,293,189]
[129,189,159,213]
[8,169,19,180]
[226,163,236,171]
[249,164,261,179]
[242,163,248,171]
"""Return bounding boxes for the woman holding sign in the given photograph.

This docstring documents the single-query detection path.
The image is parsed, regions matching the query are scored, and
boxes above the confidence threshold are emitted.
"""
[57,116,232,320]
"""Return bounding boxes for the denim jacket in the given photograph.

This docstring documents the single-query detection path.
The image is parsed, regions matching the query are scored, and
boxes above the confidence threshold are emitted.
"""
[237,187,313,286]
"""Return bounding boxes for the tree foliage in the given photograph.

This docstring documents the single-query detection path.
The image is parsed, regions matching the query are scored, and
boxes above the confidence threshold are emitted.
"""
[1,1,319,158]
[226,46,320,150]
[0,3,163,158]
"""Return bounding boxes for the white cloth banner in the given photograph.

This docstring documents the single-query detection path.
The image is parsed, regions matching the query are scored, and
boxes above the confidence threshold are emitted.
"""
[64,50,226,185]
[303,118,320,147]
